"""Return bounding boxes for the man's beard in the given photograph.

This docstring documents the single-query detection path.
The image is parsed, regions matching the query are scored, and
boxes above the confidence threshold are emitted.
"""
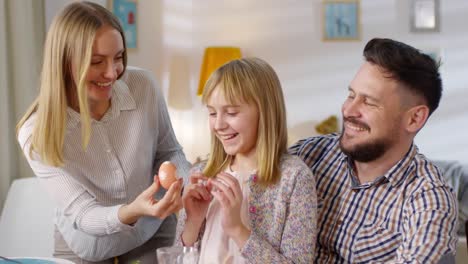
[339,118,395,162]
[339,135,389,162]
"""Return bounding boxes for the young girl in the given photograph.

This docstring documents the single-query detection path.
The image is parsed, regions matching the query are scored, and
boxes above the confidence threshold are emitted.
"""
[175,57,317,263]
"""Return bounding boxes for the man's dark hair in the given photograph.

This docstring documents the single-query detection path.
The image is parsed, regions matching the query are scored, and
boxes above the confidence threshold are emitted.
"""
[363,38,442,115]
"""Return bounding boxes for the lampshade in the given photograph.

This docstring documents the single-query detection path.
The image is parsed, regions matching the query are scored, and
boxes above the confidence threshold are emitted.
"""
[197,47,242,96]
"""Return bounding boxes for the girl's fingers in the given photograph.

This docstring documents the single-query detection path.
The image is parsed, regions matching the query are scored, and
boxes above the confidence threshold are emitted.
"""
[205,180,214,192]
[209,179,235,205]
[211,188,229,208]
[194,185,212,200]
[214,172,241,197]
[216,172,242,196]
[185,183,212,200]
[189,173,209,184]
[185,188,202,200]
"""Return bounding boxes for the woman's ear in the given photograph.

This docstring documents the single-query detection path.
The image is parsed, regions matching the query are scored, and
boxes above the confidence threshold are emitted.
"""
[405,105,429,133]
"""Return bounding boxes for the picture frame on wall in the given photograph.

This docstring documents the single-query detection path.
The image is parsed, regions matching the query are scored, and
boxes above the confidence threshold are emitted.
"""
[109,0,137,49]
[410,0,440,32]
[322,0,360,41]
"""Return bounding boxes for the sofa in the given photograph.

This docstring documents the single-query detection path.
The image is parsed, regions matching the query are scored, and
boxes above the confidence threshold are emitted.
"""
[434,160,468,263]
[0,177,54,257]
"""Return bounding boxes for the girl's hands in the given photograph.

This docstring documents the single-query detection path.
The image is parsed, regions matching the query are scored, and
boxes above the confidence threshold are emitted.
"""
[181,172,212,246]
[209,172,251,248]
[119,175,183,225]
[183,172,212,225]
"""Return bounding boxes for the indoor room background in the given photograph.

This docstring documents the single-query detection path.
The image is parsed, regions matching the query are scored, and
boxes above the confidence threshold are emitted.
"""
[1,0,467,209]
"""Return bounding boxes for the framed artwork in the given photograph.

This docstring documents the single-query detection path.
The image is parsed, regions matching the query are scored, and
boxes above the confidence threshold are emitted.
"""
[410,0,440,32]
[322,0,360,41]
[109,0,137,49]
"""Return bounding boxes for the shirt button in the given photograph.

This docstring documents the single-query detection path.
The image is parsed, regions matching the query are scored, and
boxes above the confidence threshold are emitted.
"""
[106,149,111,153]
[249,206,257,214]
[252,174,258,183]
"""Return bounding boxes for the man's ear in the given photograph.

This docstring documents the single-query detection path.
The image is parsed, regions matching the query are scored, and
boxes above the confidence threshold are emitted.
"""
[405,105,429,133]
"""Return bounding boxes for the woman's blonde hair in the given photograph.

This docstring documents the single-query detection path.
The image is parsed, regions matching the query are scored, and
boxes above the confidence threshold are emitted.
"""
[201,57,288,185]
[16,1,127,167]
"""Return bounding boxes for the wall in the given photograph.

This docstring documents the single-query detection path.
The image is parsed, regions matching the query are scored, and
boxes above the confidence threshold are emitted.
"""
[162,0,468,163]
[44,0,164,83]
[1,0,44,208]
[44,0,468,163]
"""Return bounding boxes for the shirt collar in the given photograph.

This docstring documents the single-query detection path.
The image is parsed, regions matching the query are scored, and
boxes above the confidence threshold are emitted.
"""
[344,143,418,189]
[66,78,136,129]
[383,144,418,188]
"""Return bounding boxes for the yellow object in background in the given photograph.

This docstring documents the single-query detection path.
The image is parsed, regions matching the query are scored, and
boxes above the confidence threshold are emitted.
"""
[315,115,339,135]
[197,47,242,96]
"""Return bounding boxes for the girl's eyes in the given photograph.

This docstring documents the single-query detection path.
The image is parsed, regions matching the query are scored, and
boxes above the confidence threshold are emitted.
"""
[208,112,238,117]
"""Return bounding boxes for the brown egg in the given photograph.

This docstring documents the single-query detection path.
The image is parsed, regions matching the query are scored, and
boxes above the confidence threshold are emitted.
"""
[158,161,178,189]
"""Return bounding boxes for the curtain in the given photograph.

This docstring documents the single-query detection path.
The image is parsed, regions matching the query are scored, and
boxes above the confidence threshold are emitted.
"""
[0,0,44,209]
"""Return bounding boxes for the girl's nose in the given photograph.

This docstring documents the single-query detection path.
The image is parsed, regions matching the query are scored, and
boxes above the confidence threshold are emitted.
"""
[214,115,227,130]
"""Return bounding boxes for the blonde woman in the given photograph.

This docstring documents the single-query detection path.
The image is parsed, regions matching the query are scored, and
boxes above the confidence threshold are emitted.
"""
[16,2,189,263]
[175,58,317,263]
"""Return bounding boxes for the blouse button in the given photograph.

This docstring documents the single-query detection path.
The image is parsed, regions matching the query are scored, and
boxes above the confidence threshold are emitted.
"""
[249,206,257,214]
[252,174,258,183]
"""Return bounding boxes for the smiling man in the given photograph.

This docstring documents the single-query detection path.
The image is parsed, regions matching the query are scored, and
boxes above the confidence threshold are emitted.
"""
[290,38,458,263]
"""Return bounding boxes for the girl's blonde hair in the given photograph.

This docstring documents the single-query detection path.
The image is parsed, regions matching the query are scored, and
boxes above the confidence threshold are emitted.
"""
[201,57,287,185]
[16,1,127,167]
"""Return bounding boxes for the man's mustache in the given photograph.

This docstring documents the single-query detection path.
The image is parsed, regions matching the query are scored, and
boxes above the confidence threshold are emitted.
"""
[343,117,370,131]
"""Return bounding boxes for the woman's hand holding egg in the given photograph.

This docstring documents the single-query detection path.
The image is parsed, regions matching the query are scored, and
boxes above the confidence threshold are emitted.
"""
[118,161,183,225]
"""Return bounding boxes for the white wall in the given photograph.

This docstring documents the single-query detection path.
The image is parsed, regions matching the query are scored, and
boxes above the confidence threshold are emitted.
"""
[45,0,166,80]
[44,0,468,164]
[161,0,468,163]
[1,0,44,208]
